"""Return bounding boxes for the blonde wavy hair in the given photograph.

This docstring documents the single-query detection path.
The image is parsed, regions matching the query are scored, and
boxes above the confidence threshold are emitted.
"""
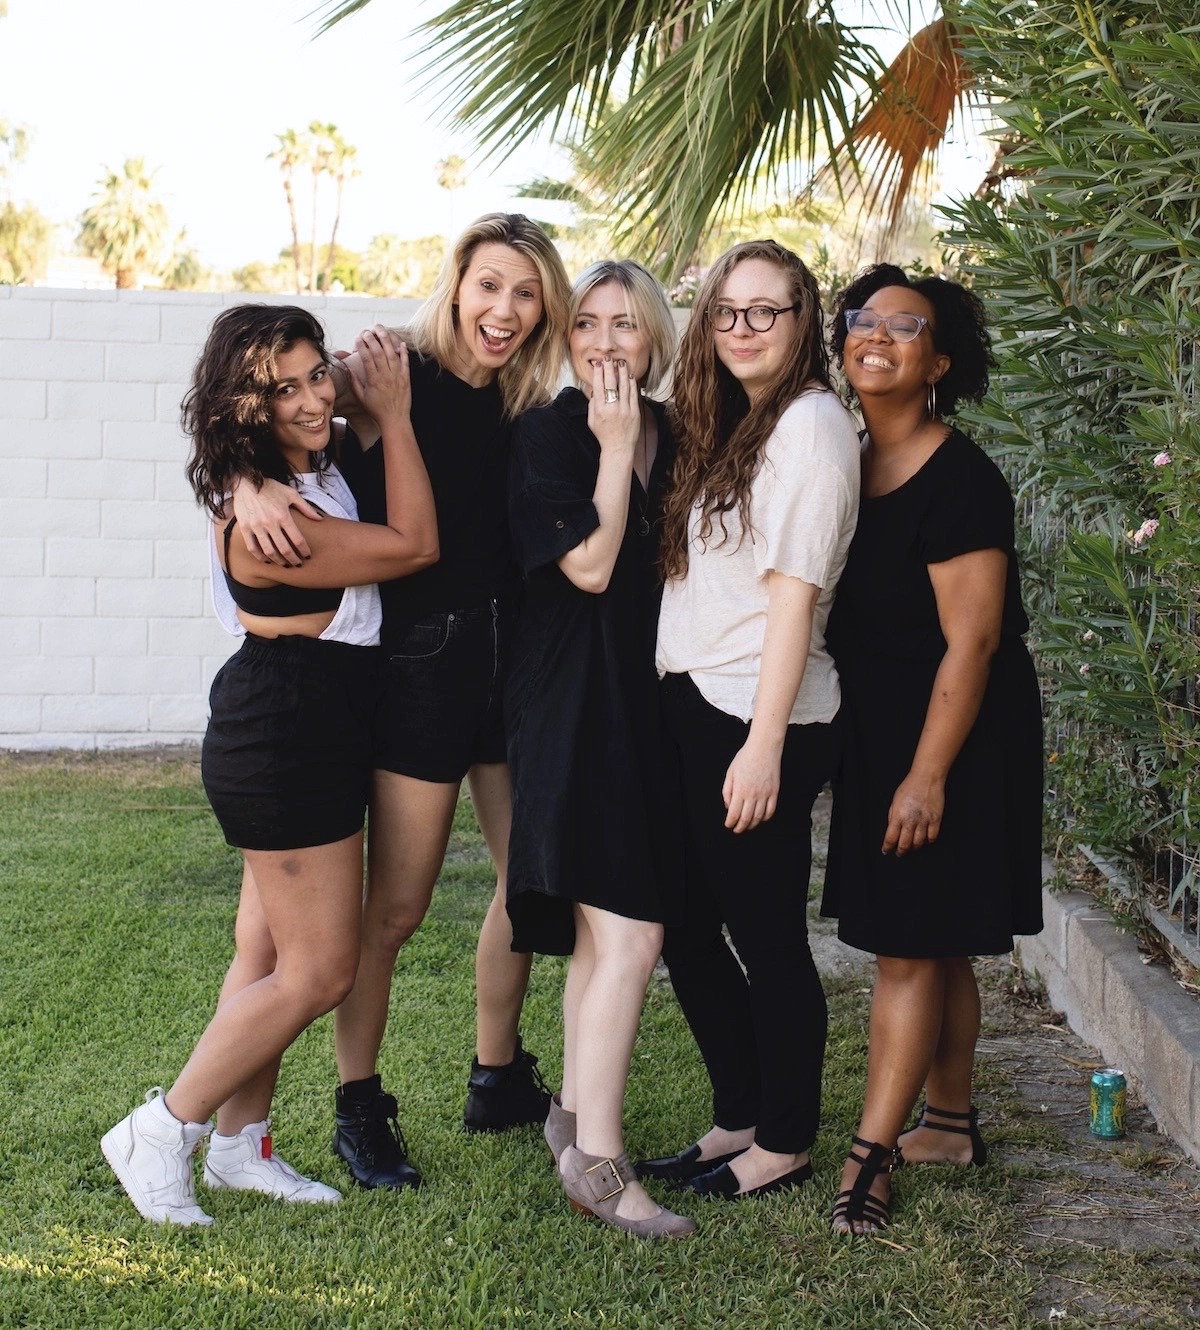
[402,213,570,418]
[660,240,831,581]
[570,260,676,395]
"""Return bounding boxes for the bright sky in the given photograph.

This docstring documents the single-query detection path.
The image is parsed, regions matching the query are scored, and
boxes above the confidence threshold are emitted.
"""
[0,0,557,271]
[1,0,988,276]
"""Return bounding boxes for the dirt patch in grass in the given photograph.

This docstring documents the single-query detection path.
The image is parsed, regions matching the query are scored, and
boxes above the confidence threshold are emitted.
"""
[972,956,1200,1326]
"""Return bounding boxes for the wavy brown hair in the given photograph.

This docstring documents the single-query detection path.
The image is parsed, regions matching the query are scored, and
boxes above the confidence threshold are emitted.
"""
[660,240,831,581]
[183,304,332,517]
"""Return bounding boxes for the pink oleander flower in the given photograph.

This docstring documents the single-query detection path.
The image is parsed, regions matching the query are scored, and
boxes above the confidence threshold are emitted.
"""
[1132,518,1160,545]
[1079,662,1091,675]
[1082,629,1097,643]
[1152,452,1171,467]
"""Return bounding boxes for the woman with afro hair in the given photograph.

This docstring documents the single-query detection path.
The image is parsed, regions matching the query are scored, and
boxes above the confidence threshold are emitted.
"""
[821,265,1043,1235]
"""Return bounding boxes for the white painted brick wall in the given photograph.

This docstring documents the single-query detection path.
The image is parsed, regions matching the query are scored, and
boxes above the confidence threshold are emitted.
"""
[1,287,419,748]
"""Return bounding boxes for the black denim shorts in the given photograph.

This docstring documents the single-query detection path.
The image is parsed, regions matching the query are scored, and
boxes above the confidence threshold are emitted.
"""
[201,634,379,851]
[373,600,509,783]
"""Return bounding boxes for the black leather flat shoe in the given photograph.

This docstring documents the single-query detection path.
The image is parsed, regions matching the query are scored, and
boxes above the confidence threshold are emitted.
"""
[635,1143,744,1184]
[688,1158,813,1199]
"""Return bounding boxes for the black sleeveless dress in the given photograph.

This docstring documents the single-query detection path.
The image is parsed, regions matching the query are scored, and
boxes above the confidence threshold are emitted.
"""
[821,430,1044,957]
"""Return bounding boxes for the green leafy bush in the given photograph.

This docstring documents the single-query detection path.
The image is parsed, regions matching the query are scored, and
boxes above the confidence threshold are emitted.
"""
[941,0,1200,898]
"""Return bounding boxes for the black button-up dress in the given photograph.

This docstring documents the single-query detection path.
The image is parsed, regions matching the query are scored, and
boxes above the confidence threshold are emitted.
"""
[505,387,683,955]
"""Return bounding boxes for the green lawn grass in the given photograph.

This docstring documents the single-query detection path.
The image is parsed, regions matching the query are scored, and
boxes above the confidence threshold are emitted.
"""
[0,753,1039,1329]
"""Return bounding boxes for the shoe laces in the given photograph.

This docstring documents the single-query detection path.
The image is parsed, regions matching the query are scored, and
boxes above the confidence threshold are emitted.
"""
[357,1091,410,1163]
[516,1047,551,1096]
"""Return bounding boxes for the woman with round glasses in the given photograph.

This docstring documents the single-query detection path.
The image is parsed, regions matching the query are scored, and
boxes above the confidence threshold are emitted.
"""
[639,239,861,1200]
[821,264,1042,1235]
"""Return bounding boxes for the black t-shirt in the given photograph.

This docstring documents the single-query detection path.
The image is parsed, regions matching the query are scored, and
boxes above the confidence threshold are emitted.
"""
[827,428,1029,664]
[339,351,518,632]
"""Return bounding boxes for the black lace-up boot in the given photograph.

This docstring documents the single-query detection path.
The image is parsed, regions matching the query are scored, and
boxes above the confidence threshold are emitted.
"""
[462,1036,553,1133]
[333,1075,422,1190]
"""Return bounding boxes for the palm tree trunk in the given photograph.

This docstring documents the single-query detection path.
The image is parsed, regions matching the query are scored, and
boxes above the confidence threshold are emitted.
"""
[115,267,135,289]
[283,173,302,294]
[308,167,320,293]
[321,172,345,294]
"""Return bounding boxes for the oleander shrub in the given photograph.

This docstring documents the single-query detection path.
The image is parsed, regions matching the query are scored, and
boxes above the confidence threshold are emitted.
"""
[940,0,1200,901]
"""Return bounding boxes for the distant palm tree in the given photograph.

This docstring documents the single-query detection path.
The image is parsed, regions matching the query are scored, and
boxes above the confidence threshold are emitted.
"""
[270,129,308,293]
[0,119,31,197]
[320,129,358,294]
[77,157,170,289]
[435,153,468,238]
[304,121,337,292]
[312,0,970,276]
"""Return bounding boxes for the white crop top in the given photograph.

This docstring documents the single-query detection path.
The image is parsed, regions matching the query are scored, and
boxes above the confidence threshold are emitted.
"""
[208,462,383,647]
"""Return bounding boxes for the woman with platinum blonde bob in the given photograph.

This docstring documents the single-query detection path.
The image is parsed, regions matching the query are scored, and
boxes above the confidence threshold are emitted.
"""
[229,215,572,1190]
[102,304,436,1225]
[505,260,693,1238]
[641,240,861,1200]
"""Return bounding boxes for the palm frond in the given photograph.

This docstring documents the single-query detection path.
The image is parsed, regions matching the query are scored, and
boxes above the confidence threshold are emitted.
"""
[417,0,694,155]
[584,3,882,272]
[814,19,974,240]
[305,0,376,36]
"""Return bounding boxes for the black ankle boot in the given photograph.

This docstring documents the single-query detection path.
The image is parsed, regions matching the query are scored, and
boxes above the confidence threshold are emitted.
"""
[462,1036,553,1133]
[333,1075,422,1190]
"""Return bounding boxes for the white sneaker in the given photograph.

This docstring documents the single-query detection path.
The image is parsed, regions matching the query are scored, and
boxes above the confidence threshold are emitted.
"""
[203,1119,342,1204]
[101,1087,213,1226]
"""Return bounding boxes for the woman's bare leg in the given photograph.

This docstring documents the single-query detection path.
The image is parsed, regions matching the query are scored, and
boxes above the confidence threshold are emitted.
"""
[570,903,663,1223]
[166,835,364,1125]
[213,862,280,1136]
[834,954,944,1234]
[467,762,532,1066]
[333,770,458,1083]
[897,957,981,1163]
[558,914,594,1114]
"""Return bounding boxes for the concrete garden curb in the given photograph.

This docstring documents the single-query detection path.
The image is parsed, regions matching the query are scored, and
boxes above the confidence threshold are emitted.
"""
[1017,860,1200,1163]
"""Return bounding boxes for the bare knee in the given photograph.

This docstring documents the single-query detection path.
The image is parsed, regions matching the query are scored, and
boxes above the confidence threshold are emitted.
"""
[876,955,941,986]
[232,935,277,978]
[365,907,426,959]
[289,957,359,1020]
[598,922,662,981]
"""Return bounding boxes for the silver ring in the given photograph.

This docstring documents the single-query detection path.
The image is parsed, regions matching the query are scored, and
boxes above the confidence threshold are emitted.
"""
[604,389,619,403]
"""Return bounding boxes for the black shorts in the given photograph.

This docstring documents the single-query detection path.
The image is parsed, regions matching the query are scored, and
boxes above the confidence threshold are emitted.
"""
[201,634,380,851]
[374,600,509,783]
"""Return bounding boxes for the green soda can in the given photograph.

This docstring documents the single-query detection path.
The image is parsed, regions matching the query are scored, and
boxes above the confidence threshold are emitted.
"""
[1089,1068,1127,1139]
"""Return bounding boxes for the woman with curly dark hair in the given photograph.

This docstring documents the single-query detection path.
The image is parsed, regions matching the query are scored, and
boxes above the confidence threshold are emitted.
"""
[228,218,572,1189]
[638,240,861,1200]
[101,304,436,1226]
[821,265,1043,1235]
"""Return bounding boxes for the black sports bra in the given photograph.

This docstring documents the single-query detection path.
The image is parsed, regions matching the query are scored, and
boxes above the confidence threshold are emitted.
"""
[221,518,345,617]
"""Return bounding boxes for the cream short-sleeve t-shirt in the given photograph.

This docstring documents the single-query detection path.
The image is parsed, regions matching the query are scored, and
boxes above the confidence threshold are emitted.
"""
[655,389,861,724]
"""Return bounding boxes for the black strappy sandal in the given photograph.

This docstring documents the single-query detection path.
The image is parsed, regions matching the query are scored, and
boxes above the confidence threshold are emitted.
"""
[894,1103,988,1168]
[830,1136,896,1235]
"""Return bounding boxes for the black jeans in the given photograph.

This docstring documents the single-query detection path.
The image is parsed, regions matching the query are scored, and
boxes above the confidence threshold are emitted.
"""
[659,671,833,1154]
